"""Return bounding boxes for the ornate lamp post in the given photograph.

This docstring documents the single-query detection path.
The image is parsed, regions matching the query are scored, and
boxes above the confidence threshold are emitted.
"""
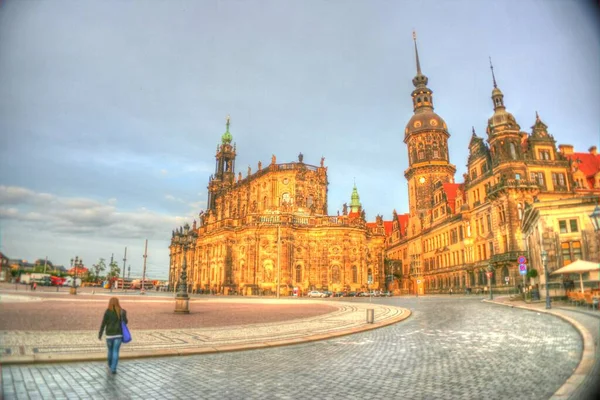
[541,250,551,309]
[174,223,197,314]
[487,262,494,300]
[70,256,82,295]
[589,204,600,232]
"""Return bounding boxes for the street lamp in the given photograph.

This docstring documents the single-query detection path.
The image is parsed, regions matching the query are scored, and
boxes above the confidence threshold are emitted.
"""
[487,263,494,300]
[590,204,600,232]
[70,256,82,295]
[541,250,551,309]
[174,223,197,313]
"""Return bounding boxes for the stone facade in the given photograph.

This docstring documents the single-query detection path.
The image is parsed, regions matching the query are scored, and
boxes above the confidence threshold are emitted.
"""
[169,119,386,295]
[386,34,600,295]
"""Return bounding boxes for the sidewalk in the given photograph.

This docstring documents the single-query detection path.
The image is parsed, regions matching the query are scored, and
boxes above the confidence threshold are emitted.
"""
[487,296,600,400]
[0,294,410,365]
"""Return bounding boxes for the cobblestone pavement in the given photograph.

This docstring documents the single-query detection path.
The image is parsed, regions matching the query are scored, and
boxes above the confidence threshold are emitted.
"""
[2,296,585,400]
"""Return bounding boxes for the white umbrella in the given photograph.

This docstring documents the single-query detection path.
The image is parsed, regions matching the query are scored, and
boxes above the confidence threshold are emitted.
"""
[551,260,600,292]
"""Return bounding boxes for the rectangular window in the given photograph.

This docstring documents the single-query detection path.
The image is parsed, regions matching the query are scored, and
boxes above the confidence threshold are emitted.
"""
[569,219,578,232]
[562,241,582,265]
[489,241,494,256]
[459,226,464,241]
[559,220,567,233]
[559,219,579,233]
[486,214,492,231]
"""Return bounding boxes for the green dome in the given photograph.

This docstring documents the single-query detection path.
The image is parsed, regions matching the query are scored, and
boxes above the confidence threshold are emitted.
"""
[222,115,232,144]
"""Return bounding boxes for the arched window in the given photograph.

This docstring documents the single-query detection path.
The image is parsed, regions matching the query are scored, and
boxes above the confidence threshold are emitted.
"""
[517,203,523,220]
[352,266,358,283]
[332,266,340,283]
[510,142,517,159]
[502,266,509,282]
[418,143,424,160]
[295,265,302,282]
[432,142,439,158]
[307,195,314,209]
[367,268,373,284]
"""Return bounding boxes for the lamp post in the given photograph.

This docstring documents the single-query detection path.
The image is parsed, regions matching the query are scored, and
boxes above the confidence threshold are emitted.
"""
[70,256,82,295]
[174,223,196,313]
[541,250,551,309]
[589,204,600,232]
[487,263,494,300]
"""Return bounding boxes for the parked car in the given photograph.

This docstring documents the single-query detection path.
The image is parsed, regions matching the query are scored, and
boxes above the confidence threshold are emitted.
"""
[381,291,393,297]
[307,290,326,298]
[322,291,333,297]
[347,291,357,297]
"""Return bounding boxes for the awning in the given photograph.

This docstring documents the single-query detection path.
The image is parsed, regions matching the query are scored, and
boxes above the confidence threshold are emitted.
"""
[551,260,600,292]
[550,260,600,275]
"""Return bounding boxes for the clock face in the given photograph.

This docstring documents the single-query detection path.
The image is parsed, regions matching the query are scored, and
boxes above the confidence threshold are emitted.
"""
[283,178,289,185]
[419,177,426,184]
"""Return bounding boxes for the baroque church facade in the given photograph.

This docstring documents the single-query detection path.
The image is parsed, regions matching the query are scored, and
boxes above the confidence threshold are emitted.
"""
[169,35,600,297]
[168,118,387,295]
[386,35,600,295]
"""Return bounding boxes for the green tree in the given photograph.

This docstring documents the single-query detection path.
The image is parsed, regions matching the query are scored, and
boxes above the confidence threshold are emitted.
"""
[93,258,107,281]
[107,260,120,279]
[526,268,538,280]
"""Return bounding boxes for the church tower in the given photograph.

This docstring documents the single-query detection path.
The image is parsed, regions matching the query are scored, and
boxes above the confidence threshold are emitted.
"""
[403,32,456,234]
[485,59,527,181]
[207,116,237,211]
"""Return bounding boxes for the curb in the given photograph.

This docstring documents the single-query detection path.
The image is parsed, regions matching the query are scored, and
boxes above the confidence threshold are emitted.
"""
[0,307,411,365]
[483,299,595,400]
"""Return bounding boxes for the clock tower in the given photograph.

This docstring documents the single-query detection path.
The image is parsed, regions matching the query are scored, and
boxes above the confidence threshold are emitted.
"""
[403,32,456,235]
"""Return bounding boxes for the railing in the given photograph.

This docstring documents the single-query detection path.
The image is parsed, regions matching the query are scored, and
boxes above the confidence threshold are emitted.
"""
[490,251,527,264]
[486,179,540,197]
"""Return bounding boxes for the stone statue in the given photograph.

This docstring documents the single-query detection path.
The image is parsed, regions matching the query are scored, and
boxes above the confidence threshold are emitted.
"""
[271,154,276,164]
[258,161,262,171]
[192,220,197,230]
[248,165,251,176]
[342,203,348,215]
[320,156,325,167]
[361,210,366,220]
[298,152,304,163]
[238,172,242,182]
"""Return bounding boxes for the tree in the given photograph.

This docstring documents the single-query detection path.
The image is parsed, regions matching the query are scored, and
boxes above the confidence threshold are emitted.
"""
[93,258,106,281]
[107,260,120,279]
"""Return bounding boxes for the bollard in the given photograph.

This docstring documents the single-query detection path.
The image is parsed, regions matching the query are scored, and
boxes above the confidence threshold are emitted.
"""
[366,308,374,324]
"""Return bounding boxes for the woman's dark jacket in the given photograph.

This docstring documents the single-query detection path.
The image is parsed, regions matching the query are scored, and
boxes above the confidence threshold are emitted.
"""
[99,309,128,338]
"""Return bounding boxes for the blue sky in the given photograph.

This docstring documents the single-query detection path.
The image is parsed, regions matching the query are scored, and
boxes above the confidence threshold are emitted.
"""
[1,0,598,280]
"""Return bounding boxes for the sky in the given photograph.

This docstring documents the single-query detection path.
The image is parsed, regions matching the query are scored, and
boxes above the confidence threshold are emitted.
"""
[1,0,599,280]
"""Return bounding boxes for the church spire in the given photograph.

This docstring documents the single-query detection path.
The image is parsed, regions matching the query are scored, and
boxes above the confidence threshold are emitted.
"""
[221,114,233,144]
[489,57,505,111]
[410,31,433,112]
[413,30,422,76]
[350,181,361,213]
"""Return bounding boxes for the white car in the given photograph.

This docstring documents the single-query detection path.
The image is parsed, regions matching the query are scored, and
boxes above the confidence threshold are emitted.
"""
[307,290,326,298]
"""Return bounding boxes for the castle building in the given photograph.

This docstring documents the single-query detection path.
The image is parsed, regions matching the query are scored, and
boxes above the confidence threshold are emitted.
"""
[385,34,600,295]
[169,117,386,295]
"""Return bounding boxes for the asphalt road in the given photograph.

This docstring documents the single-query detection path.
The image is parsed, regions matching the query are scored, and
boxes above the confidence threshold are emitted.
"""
[1,296,583,400]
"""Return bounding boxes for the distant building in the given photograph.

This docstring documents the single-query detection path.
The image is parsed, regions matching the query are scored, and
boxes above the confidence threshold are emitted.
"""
[169,118,386,295]
[385,35,600,295]
[0,252,10,282]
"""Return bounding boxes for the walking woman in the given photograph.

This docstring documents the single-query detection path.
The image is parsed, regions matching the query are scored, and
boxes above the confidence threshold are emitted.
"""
[98,297,128,374]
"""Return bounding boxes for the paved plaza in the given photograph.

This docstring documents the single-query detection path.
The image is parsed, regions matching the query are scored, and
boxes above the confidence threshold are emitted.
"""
[1,289,599,400]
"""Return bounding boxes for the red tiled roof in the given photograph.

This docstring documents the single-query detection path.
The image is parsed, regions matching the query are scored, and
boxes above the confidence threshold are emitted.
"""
[347,211,360,219]
[383,221,394,236]
[397,213,410,236]
[567,152,600,178]
[566,152,600,189]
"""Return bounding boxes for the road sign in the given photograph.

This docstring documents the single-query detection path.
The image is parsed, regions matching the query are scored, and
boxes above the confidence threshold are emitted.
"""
[519,263,527,275]
[504,276,510,283]
[486,272,493,278]
[518,256,527,264]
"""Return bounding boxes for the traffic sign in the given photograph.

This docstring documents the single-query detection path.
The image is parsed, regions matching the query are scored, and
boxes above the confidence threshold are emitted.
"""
[518,256,527,264]
[486,272,493,278]
[519,263,527,275]
[504,276,510,283]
